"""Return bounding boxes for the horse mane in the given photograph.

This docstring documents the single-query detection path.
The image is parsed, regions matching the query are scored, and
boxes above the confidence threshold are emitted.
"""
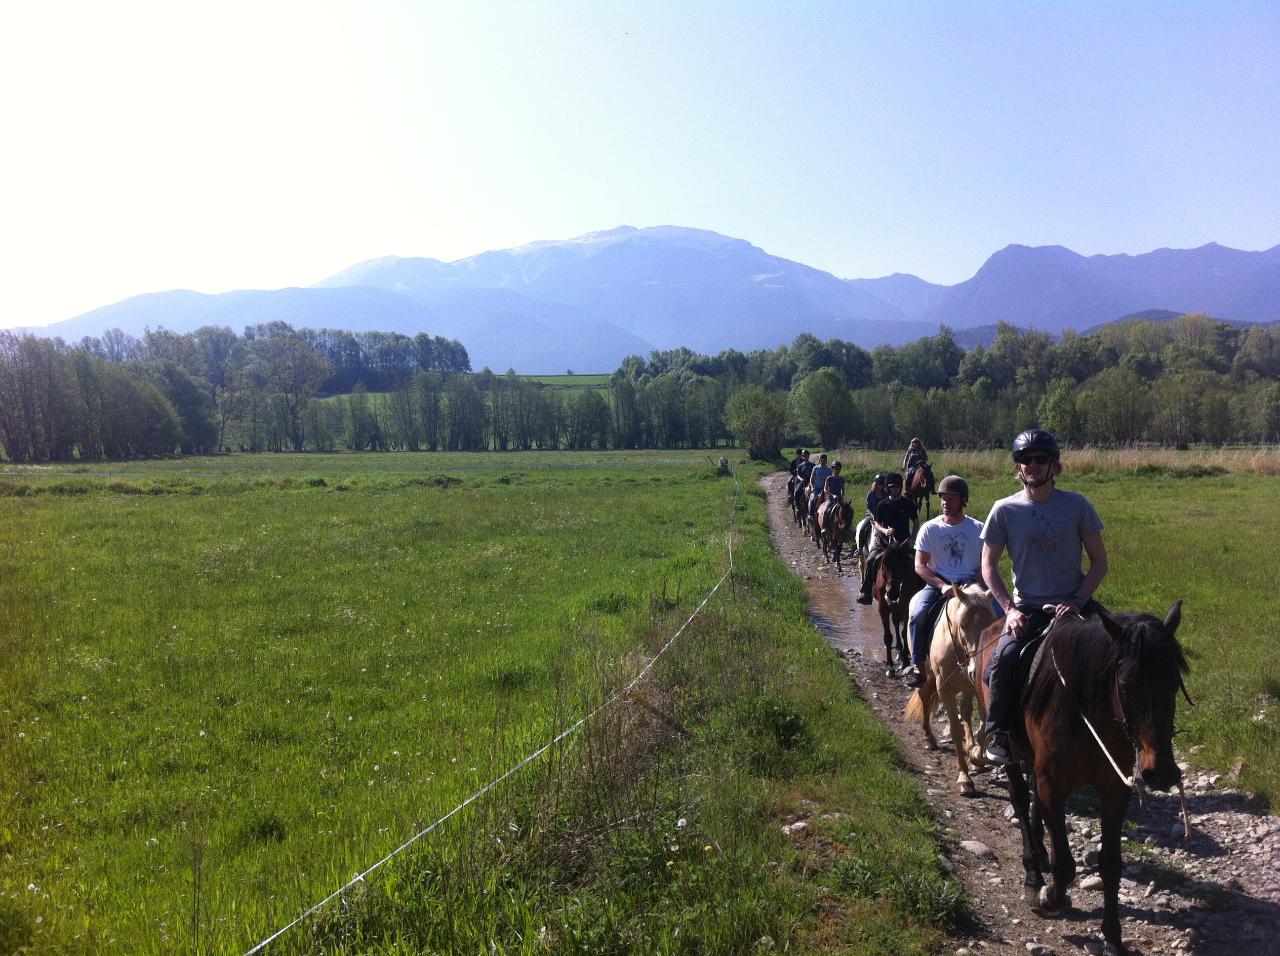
[1026,612,1189,727]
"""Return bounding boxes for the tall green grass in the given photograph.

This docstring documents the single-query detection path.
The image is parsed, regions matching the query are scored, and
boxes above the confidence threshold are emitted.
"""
[0,452,955,954]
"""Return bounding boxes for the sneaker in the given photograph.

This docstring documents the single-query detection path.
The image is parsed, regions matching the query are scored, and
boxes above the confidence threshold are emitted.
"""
[901,666,924,687]
[855,593,873,606]
[984,732,1011,766]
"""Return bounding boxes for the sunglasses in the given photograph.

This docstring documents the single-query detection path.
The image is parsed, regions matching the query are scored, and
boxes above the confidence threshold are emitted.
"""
[1019,454,1052,466]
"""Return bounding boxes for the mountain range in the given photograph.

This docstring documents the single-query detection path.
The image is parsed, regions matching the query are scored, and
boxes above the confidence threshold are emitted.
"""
[27,226,1280,373]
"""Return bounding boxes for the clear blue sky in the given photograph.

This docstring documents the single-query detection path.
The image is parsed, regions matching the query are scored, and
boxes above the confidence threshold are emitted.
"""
[2,0,1277,329]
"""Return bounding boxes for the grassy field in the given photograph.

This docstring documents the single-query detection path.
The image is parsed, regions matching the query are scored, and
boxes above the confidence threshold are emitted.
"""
[815,445,1280,801]
[519,374,610,389]
[0,451,957,954]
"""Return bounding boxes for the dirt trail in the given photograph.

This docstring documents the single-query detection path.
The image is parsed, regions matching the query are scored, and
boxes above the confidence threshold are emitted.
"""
[762,473,1280,956]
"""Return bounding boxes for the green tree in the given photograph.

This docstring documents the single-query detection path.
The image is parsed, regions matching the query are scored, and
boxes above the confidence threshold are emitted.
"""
[724,385,786,459]
[788,367,855,450]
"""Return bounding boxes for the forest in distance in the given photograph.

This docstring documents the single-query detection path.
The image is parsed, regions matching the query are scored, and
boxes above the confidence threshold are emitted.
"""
[3,312,1280,464]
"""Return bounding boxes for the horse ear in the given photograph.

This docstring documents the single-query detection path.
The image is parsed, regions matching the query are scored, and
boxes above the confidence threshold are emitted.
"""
[1163,600,1183,633]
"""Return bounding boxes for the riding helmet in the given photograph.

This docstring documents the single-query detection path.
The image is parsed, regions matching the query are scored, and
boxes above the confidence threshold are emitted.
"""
[1011,428,1060,462]
[873,473,885,485]
[883,471,903,487]
[937,475,969,498]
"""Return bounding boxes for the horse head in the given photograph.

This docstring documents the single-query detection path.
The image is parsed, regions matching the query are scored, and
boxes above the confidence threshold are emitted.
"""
[948,584,996,649]
[880,537,916,605]
[1100,600,1189,792]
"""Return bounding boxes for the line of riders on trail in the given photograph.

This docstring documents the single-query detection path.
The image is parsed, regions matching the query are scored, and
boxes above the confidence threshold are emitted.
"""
[785,430,1191,954]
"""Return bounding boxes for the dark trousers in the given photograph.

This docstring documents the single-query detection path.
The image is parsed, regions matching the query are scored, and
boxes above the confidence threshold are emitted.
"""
[982,605,1055,735]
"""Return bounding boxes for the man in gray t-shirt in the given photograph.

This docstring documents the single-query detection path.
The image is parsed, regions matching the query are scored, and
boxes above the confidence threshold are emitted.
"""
[979,429,1109,765]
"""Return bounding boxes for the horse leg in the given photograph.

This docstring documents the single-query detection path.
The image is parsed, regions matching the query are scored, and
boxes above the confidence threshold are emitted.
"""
[1033,777,1077,916]
[939,680,976,795]
[958,689,987,771]
[879,601,895,675]
[1005,763,1046,906]
[1028,769,1052,875]
[1097,783,1132,953]
[916,675,938,750]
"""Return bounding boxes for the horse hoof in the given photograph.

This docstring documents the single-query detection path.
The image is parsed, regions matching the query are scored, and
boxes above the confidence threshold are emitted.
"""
[1036,885,1070,916]
[922,739,936,751]
[959,779,976,797]
[1022,886,1042,907]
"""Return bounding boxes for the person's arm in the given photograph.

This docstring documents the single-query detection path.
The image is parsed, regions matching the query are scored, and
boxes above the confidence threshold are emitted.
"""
[983,541,1025,636]
[915,548,955,597]
[1055,531,1108,618]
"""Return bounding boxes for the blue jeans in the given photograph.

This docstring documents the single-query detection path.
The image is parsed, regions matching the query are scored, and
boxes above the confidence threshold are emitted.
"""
[909,584,948,667]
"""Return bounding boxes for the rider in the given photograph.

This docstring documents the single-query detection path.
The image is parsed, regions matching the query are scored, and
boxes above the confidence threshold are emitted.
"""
[819,461,852,524]
[808,453,833,518]
[855,472,918,606]
[979,428,1109,766]
[903,437,929,493]
[901,475,984,688]
[866,473,889,518]
[788,448,804,478]
[795,449,814,490]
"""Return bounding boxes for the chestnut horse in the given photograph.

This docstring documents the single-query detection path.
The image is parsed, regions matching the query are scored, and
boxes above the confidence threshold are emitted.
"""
[973,602,1189,954]
[817,495,851,572]
[907,462,935,520]
[871,536,921,676]
[903,584,997,795]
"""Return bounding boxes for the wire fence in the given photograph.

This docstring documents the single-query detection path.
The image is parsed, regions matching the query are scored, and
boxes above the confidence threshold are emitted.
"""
[243,464,743,954]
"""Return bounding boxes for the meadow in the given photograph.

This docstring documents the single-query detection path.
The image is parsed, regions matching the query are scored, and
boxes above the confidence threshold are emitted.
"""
[0,451,956,954]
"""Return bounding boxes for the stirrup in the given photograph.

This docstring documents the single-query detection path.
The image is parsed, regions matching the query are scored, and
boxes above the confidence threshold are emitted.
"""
[901,666,924,687]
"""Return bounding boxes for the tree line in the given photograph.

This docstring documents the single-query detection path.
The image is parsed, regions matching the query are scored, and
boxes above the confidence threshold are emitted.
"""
[3,312,1279,462]
[0,323,469,462]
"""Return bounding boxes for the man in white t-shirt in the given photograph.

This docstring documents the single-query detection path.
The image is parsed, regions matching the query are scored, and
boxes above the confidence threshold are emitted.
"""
[901,474,985,688]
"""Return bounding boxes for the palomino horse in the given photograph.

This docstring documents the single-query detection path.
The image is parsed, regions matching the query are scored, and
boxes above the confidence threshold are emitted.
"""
[907,462,935,520]
[871,536,922,676]
[973,602,1189,954]
[816,495,851,572]
[903,584,997,795]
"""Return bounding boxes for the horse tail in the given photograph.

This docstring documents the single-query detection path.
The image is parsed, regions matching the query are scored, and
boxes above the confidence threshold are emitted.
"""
[904,687,926,724]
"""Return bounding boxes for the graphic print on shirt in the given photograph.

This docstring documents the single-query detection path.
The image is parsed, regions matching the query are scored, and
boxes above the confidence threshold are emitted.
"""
[940,528,968,571]
[1029,508,1059,553]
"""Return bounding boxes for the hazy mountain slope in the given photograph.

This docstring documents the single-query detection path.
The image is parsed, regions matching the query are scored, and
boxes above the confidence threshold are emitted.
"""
[847,273,949,320]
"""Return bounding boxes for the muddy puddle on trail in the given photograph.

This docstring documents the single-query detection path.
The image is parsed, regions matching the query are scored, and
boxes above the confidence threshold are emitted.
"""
[803,573,897,666]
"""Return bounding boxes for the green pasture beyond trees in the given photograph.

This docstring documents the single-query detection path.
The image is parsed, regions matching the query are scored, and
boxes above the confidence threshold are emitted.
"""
[1,452,955,955]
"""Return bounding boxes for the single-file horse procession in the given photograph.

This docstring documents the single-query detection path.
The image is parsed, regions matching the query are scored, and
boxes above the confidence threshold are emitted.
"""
[773,431,1277,956]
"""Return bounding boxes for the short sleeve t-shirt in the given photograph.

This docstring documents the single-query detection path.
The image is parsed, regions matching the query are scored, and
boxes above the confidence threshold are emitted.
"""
[824,474,846,498]
[875,496,918,541]
[809,465,832,493]
[916,515,984,582]
[980,489,1104,608]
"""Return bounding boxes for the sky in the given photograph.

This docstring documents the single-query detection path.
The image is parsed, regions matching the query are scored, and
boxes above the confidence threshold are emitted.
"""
[2,0,1278,330]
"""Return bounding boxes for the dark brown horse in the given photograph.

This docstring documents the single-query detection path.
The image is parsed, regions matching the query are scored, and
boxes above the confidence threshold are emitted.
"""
[817,495,851,572]
[871,536,922,676]
[907,462,935,520]
[791,479,809,529]
[973,602,1189,954]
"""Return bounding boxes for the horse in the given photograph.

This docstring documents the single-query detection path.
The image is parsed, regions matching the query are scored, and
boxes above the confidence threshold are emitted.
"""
[903,584,997,796]
[817,495,851,572]
[973,602,1189,954]
[870,535,922,676]
[853,515,872,577]
[907,462,935,520]
[790,479,809,529]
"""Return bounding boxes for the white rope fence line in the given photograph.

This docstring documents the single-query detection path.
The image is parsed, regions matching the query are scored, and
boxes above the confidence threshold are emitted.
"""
[244,464,743,955]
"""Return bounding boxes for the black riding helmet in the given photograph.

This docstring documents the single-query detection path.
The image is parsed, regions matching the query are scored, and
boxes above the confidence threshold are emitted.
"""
[873,473,885,485]
[1011,428,1060,463]
[883,471,903,488]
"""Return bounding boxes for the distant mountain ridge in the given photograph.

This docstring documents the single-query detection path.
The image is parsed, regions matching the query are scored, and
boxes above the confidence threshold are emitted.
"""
[25,227,1280,373]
